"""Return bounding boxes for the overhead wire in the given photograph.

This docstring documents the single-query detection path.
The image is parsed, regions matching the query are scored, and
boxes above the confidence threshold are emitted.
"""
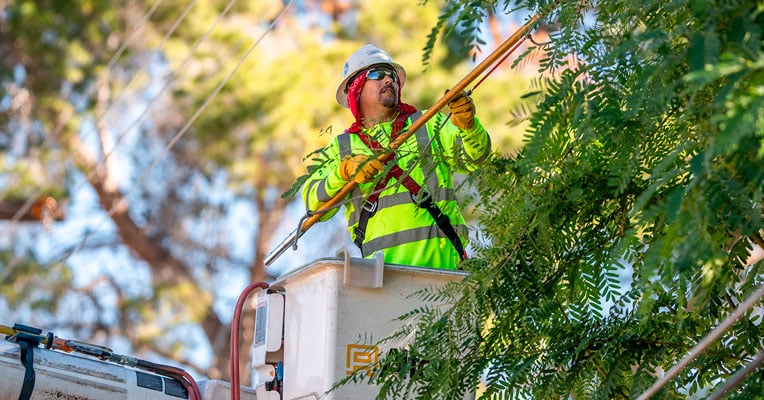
[1,0,167,279]
[108,0,254,216]
[0,0,188,219]
[4,1,291,392]
[66,0,235,211]
[636,283,764,400]
[1,0,165,220]
[2,0,235,288]
[51,0,292,270]
[3,0,240,272]
[1,0,195,225]
[84,0,200,124]
[1,0,203,281]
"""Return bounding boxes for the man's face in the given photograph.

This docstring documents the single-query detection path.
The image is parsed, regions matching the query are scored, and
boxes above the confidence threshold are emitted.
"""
[360,66,399,109]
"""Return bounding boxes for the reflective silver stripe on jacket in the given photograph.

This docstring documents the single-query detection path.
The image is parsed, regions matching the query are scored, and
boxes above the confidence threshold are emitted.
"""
[336,132,369,216]
[313,178,332,202]
[338,133,352,159]
[414,114,442,197]
[362,223,468,255]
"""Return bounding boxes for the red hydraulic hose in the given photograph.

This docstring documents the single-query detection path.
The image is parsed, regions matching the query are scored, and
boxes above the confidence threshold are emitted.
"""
[230,281,270,400]
[134,358,202,400]
[182,370,203,400]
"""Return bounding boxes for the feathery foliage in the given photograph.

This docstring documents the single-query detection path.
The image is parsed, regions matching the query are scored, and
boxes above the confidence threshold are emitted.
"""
[357,0,764,398]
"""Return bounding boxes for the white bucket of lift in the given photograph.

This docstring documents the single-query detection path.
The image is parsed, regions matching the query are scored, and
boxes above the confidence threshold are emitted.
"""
[254,248,469,400]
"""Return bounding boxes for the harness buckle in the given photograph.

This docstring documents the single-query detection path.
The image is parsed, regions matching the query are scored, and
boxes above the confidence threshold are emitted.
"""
[362,200,378,213]
[410,189,432,207]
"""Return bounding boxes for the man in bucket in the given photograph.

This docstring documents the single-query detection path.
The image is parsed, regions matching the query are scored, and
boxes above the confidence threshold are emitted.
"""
[302,44,491,269]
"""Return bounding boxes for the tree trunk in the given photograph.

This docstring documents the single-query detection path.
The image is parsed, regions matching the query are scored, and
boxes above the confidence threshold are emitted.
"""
[64,80,233,379]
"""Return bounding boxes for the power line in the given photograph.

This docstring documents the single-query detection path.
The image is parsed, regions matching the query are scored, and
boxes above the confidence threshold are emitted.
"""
[64,0,234,209]
[1,0,166,223]
[1,0,191,220]
[707,348,764,400]
[35,0,243,266]
[1,0,169,280]
[113,1,293,217]
[38,0,295,270]
[2,0,206,279]
[636,283,764,400]
[1,0,212,223]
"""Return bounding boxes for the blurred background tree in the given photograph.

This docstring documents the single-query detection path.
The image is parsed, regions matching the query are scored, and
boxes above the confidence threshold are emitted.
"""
[1,0,531,382]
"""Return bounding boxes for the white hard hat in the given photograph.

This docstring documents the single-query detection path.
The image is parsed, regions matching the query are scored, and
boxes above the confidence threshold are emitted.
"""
[335,44,407,108]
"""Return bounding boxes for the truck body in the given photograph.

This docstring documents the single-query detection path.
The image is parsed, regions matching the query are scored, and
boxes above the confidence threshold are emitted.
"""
[1,250,468,399]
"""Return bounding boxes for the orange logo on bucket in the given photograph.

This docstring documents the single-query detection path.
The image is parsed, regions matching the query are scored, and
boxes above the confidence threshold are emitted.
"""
[346,344,379,376]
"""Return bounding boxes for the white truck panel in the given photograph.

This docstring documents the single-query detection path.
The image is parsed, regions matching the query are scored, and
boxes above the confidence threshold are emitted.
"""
[0,340,188,400]
[266,252,468,399]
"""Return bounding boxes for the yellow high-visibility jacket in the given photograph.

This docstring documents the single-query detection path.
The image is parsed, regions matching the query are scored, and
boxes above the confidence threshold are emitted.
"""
[302,111,490,269]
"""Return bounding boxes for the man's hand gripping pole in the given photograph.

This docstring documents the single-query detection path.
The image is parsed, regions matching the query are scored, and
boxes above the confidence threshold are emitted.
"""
[265,13,542,266]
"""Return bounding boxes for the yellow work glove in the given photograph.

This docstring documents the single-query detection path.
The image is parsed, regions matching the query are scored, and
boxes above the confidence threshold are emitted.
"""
[339,154,384,184]
[447,91,476,130]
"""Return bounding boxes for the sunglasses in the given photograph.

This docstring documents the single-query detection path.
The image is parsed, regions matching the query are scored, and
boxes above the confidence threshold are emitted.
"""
[365,68,398,83]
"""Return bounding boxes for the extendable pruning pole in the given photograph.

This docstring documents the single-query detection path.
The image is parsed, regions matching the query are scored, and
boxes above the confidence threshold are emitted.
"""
[265,12,542,266]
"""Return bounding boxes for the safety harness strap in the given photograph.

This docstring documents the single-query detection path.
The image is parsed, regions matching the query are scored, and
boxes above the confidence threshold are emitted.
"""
[353,164,466,260]
[18,340,35,400]
[353,157,418,250]
[7,326,41,400]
